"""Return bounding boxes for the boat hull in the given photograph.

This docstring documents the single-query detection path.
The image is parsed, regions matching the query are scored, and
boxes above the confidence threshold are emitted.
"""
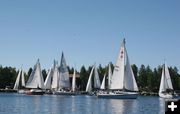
[97,92,138,99]
[159,93,173,99]
[53,91,77,95]
[26,89,45,95]
[18,90,28,94]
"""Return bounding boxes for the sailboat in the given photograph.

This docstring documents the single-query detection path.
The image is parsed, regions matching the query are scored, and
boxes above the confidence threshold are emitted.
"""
[25,59,45,95]
[97,39,139,99]
[85,64,101,95]
[53,52,75,95]
[13,67,26,93]
[159,62,175,98]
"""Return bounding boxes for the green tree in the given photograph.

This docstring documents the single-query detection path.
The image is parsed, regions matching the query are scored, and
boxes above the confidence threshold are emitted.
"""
[79,66,88,90]
[138,65,147,91]
[146,66,153,92]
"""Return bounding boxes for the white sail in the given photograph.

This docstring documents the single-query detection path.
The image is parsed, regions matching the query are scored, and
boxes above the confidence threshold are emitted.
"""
[51,64,60,90]
[26,59,45,89]
[124,54,138,91]
[94,64,101,89]
[110,39,138,91]
[21,69,25,87]
[159,65,165,93]
[59,52,70,89]
[110,40,125,90]
[44,68,53,89]
[72,69,76,92]
[108,63,112,89]
[100,74,106,89]
[86,66,94,92]
[45,61,56,89]
[164,63,173,90]
[13,69,22,90]
[159,63,173,94]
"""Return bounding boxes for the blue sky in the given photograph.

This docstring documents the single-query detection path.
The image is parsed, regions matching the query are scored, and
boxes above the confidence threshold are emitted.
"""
[0,0,180,72]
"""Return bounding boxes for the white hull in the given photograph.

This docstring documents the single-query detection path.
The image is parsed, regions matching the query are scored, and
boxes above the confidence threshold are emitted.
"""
[97,92,138,99]
[159,93,173,99]
[18,90,28,94]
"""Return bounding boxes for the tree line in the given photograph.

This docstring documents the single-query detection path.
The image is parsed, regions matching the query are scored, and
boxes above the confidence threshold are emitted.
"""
[0,63,179,93]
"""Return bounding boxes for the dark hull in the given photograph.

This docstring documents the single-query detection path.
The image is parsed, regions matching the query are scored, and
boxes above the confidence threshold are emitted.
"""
[53,91,77,95]
[26,91,45,95]
[26,89,45,95]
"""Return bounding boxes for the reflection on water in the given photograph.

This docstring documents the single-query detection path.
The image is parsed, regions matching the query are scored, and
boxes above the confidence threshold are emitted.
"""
[0,93,166,114]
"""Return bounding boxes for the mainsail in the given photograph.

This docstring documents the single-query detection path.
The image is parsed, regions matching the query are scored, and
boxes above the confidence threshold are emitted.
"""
[108,63,112,89]
[110,39,138,91]
[72,68,76,92]
[94,64,101,89]
[26,59,45,89]
[159,63,173,94]
[13,68,25,90]
[44,68,53,89]
[21,69,25,87]
[44,61,56,89]
[86,66,94,92]
[59,52,70,89]
[51,61,60,90]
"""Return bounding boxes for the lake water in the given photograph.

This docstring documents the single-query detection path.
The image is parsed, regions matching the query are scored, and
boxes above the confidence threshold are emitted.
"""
[0,93,166,114]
